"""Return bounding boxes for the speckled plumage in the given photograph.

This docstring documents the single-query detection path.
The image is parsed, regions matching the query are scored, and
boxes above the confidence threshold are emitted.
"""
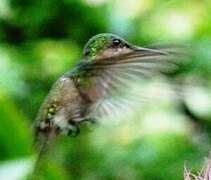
[84,33,112,58]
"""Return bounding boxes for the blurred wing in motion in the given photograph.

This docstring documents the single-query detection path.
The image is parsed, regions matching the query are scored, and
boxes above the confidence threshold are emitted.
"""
[74,46,185,119]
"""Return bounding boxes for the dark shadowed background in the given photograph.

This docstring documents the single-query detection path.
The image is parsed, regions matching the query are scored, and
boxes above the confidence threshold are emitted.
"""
[0,0,211,179]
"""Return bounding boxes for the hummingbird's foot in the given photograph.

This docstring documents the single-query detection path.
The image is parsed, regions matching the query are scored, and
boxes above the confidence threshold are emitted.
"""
[67,122,80,137]
[72,126,80,137]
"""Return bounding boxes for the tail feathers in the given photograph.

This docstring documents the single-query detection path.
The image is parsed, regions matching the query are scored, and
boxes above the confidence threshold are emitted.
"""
[29,135,51,179]
[30,124,58,179]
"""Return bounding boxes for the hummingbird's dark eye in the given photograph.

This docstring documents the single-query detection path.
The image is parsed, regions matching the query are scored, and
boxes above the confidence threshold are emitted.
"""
[112,39,121,46]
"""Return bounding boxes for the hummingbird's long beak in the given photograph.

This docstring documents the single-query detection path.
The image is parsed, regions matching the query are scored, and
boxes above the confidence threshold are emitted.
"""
[131,45,169,56]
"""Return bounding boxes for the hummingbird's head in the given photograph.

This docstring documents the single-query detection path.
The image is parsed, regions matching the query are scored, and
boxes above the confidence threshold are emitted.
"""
[83,33,134,60]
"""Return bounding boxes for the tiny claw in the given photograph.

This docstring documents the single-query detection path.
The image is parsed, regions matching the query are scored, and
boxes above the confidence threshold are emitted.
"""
[73,126,80,137]
[68,125,80,137]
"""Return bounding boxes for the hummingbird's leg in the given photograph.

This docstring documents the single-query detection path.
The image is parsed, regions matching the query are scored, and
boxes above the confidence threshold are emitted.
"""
[67,121,80,137]
[71,124,80,137]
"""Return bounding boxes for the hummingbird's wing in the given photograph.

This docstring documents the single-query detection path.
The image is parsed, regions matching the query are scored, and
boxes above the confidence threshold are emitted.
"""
[75,47,186,119]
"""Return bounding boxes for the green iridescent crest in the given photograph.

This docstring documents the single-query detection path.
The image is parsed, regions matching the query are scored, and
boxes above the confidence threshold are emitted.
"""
[83,33,116,60]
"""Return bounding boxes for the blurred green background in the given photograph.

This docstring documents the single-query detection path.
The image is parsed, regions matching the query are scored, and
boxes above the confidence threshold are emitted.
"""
[0,0,211,179]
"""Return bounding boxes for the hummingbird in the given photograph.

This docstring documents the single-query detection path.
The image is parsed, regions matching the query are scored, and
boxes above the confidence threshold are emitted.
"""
[33,33,181,164]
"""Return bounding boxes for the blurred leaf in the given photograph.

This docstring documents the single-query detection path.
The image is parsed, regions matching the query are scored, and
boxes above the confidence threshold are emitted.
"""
[0,89,32,160]
[0,158,33,180]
